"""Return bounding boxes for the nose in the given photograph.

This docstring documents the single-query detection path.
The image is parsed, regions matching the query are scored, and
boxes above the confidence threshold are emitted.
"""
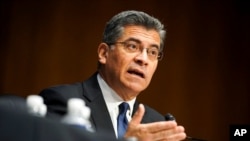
[134,49,149,66]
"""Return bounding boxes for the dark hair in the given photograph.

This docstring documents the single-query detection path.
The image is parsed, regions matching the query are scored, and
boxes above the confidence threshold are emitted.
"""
[103,10,166,51]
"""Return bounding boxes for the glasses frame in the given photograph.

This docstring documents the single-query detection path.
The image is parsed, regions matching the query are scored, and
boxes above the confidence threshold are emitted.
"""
[107,41,164,61]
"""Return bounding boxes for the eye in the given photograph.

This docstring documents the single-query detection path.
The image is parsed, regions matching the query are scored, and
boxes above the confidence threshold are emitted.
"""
[148,48,159,56]
[125,42,139,52]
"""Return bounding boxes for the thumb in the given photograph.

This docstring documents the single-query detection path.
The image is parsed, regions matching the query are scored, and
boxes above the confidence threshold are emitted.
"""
[130,104,145,125]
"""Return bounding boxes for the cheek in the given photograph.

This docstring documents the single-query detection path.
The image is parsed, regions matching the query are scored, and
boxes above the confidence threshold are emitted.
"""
[112,52,131,66]
[107,54,128,73]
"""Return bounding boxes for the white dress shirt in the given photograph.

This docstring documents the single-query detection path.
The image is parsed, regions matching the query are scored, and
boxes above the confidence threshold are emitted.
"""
[97,74,136,138]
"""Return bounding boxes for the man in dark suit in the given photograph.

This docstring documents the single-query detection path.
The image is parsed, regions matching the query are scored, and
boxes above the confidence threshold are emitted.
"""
[40,10,186,141]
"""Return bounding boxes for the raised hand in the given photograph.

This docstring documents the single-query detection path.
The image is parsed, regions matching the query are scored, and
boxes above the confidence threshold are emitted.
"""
[124,104,186,141]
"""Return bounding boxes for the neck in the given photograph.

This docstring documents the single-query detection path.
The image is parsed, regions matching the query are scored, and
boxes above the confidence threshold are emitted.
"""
[98,71,139,101]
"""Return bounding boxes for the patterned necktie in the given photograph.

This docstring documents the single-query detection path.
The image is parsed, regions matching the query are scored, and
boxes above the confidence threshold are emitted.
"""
[117,102,129,138]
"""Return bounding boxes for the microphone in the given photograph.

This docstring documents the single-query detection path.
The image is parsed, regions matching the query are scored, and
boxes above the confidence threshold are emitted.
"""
[165,113,207,141]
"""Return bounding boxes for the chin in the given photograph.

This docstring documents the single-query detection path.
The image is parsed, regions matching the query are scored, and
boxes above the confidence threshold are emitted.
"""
[128,85,147,93]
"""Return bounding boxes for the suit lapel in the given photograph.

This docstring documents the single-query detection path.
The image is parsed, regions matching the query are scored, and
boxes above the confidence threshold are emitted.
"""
[81,73,116,138]
[80,73,158,138]
[133,101,152,123]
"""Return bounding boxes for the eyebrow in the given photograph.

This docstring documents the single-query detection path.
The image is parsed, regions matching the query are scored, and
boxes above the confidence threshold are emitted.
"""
[124,37,160,49]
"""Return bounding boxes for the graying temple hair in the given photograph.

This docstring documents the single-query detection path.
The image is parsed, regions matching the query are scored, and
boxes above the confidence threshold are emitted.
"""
[102,10,166,51]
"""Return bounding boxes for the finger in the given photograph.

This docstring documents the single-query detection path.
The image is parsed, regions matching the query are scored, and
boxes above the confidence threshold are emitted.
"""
[141,121,177,133]
[130,104,145,125]
[165,132,187,141]
[151,125,186,141]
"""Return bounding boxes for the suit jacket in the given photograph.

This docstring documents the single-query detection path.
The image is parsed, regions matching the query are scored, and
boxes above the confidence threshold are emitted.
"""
[39,72,165,139]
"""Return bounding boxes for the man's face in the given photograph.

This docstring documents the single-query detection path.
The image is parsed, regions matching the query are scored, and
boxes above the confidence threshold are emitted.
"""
[98,25,161,100]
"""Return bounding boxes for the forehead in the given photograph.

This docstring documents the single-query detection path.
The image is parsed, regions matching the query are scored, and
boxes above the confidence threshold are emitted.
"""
[119,25,161,45]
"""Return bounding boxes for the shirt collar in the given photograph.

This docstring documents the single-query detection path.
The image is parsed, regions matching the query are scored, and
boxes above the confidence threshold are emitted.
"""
[97,73,136,116]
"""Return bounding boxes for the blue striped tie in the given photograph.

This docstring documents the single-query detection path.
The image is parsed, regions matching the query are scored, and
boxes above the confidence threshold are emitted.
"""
[117,102,129,138]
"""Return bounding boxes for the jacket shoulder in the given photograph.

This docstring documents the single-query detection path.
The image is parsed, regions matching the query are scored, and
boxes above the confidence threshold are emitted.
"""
[39,82,84,117]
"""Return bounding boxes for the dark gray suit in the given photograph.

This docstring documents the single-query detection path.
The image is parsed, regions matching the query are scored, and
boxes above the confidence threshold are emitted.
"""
[39,72,165,139]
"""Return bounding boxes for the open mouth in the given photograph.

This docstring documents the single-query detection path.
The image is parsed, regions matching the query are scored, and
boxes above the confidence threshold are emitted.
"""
[127,69,145,78]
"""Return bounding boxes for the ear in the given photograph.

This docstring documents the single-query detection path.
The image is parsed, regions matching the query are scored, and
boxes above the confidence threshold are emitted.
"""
[97,43,109,65]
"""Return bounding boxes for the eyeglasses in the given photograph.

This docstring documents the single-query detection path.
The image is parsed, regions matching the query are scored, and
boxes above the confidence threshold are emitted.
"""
[107,41,163,61]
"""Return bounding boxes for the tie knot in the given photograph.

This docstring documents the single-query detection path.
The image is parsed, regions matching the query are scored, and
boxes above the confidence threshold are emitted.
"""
[119,102,129,114]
